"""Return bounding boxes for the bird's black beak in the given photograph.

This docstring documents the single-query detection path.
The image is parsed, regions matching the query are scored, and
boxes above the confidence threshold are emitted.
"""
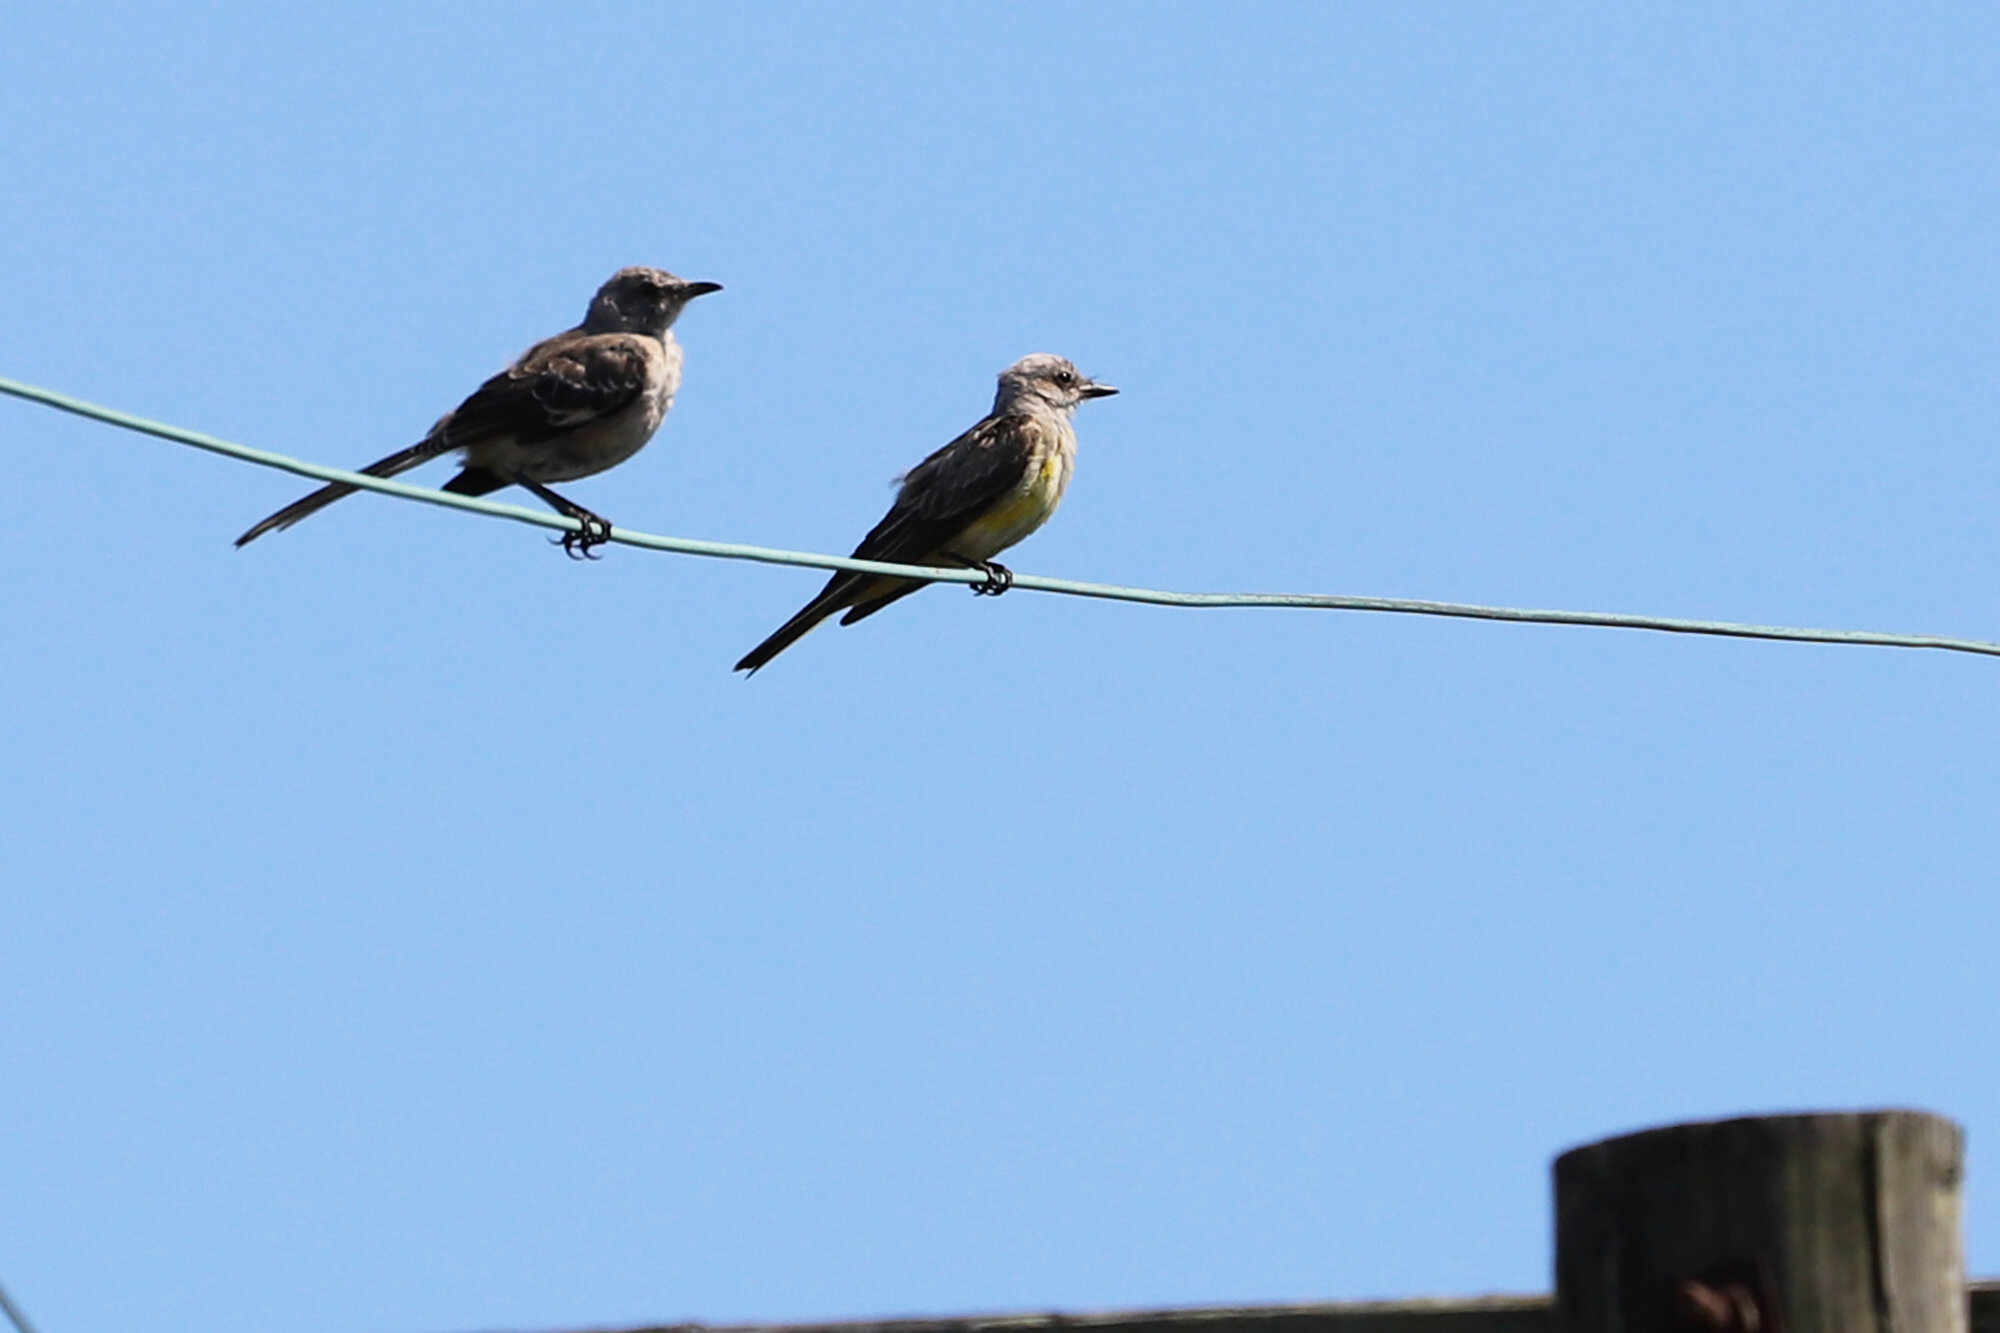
[1081,381,1119,399]
[681,281,724,298]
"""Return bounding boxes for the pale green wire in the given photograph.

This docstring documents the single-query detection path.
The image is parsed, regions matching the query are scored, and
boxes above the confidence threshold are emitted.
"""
[0,1276,39,1333]
[6,374,1999,661]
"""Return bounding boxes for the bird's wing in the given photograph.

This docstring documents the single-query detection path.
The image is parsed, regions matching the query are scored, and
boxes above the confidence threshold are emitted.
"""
[436,331,655,450]
[236,332,655,548]
[852,412,1044,563]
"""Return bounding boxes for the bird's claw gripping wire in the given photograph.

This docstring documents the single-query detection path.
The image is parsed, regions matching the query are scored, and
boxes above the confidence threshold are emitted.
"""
[551,513,613,560]
[971,561,1014,596]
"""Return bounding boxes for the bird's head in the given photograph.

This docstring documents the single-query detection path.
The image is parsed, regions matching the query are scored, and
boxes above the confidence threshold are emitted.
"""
[993,353,1118,415]
[585,267,723,336]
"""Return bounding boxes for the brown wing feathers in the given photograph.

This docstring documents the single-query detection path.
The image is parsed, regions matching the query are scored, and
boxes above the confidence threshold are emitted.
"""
[234,333,649,546]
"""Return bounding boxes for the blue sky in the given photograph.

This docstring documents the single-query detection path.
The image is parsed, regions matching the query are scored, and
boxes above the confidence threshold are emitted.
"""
[3,6,1998,1332]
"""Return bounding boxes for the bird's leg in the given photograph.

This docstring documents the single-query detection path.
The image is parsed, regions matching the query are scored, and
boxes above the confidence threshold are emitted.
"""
[940,553,1014,596]
[972,561,1014,596]
[518,479,613,559]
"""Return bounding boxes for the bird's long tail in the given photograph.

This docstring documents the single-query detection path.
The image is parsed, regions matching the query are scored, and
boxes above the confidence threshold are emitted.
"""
[734,573,929,673]
[734,582,851,674]
[234,439,447,547]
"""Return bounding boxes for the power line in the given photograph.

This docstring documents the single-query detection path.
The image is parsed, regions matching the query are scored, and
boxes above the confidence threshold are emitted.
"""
[5,373,1998,662]
[0,1275,40,1333]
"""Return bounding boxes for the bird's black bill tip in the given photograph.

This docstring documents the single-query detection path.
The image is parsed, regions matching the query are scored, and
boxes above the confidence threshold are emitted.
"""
[1082,382,1119,399]
[683,281,724,298]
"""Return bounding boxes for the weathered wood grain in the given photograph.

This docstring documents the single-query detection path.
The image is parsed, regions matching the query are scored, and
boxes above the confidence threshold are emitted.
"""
[1554,1111,1964,1332]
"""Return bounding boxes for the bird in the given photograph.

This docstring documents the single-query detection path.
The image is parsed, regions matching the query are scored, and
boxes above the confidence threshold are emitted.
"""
[734,353,1117,673]
[234,266,721,557]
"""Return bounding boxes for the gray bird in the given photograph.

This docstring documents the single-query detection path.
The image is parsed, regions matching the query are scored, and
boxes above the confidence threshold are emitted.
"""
[235,266,721,556]
[735,353,1117,673]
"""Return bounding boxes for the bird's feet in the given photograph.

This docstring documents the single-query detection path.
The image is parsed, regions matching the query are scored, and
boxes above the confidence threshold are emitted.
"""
[970,561,1014,596]
[550,512,613,560]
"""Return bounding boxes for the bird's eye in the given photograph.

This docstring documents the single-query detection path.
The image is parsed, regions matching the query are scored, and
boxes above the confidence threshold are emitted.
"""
[1054,369,1075,386]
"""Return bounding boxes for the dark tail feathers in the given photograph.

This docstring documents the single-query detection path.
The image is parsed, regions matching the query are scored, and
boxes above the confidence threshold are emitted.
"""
[234,439,449,547]
[734,592,847,674]
[734,574,929,674]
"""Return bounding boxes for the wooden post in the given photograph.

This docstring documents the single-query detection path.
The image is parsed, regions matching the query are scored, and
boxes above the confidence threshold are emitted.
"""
[1554,1111,1964,1333]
